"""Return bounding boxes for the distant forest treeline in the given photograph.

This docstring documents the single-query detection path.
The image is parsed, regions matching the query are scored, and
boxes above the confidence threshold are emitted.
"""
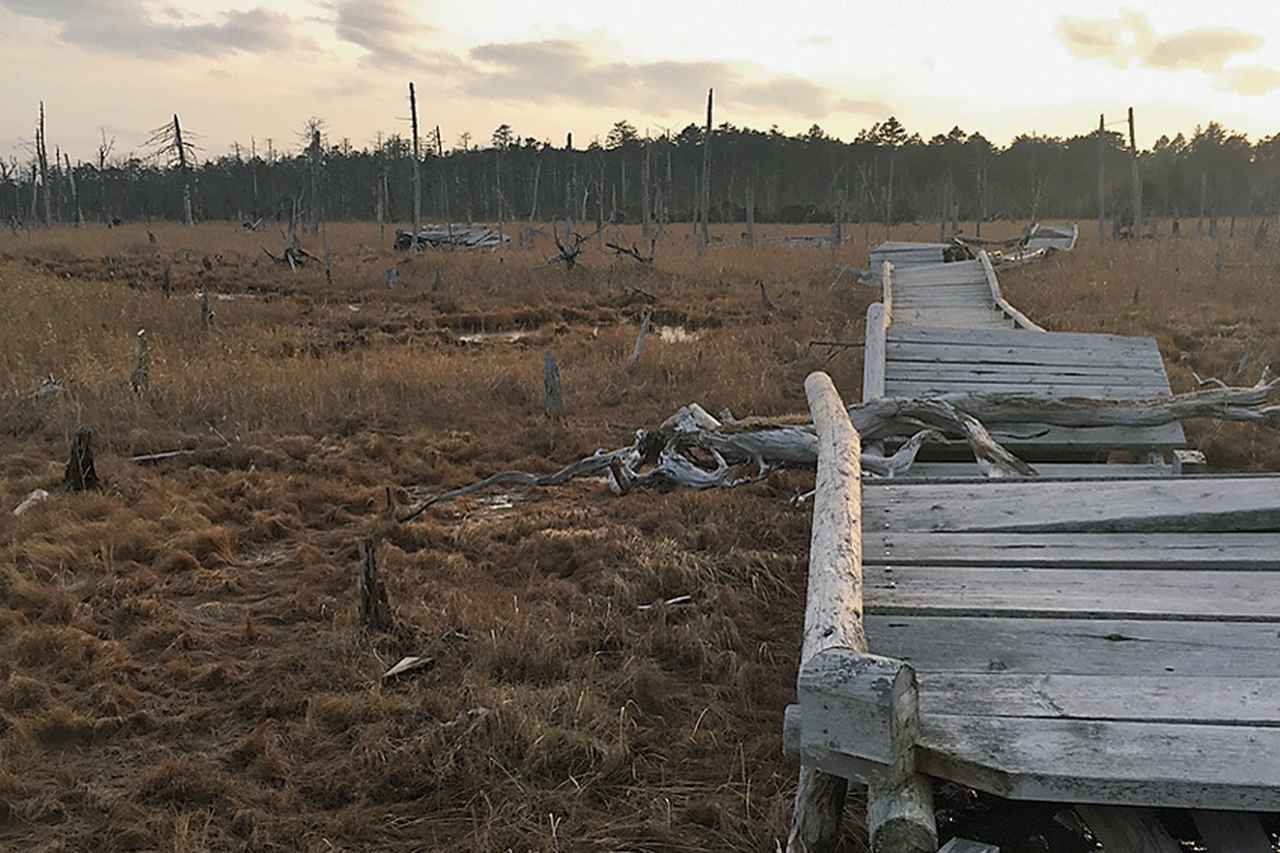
[4,114,1279,229]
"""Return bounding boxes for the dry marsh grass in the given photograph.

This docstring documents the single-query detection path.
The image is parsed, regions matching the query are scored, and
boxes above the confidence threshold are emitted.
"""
[0,218,1267,852]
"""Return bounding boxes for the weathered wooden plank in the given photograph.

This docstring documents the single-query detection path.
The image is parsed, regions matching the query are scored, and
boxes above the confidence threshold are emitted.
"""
[887,325,1163,350]
[885,342,1165,368]
[885,381,1171,399]
[916,673,1280,725]
[865,532,1280,568]
[1191,810,1274,853]
[867,616,1280,676]
[917,716,1280,810]
[985,422,1185,452]
[863,478,1280,533]
[864,566,1280,621]
[897,462,1173,479]
[887,363,1168,382]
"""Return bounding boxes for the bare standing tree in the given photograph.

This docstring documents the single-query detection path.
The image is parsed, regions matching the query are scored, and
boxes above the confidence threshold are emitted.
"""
[63,152,82,226]
[97,129,115,224]
[147,114,198,225]
[409,83,421,250]
[36,102,52,225]
[699,88,713,249]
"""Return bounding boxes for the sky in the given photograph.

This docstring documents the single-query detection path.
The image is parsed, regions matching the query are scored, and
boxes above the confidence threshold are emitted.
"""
[3,0,1280,163]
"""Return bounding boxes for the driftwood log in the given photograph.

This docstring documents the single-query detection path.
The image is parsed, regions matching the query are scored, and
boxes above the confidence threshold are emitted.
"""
[395,374,1280,519]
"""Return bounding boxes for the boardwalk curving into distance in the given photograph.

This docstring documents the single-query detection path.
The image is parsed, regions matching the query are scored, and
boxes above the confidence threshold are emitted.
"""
[786,235,1278,853]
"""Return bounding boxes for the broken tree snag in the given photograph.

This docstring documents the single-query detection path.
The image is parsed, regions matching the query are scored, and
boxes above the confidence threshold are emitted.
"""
[357,539,394,632]
[759,280,776,311]
[131,328,150,393]
[199,290,214,329]
[543,350,565,418]
[627,310,652,369]
[63,427,99,491]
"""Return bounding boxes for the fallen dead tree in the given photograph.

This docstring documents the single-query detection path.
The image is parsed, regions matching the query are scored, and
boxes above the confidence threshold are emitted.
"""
[395,373,1280,520]
[395,225,509,250]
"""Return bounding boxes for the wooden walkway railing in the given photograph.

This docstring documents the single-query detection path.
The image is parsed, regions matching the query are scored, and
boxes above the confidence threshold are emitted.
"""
[788,373,935,853]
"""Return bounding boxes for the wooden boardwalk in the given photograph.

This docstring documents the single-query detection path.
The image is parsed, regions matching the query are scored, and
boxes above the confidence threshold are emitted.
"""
[785,242,1277,852]
[867,250,1186,457]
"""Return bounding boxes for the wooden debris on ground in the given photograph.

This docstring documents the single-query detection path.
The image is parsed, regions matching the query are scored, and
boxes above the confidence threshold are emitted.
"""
[395,225,508,250]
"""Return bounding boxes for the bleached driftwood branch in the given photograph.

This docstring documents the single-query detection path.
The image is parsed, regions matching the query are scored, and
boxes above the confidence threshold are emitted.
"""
[395,375,1280,520]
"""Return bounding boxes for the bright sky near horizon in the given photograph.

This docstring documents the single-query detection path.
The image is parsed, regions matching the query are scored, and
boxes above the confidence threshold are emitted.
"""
[3,0,1280,162]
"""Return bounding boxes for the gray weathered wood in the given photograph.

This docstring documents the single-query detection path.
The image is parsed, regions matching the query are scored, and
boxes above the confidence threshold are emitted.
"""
[863,477,1280,533]
[867,616,1280,676]
[797,648,921,782]
[920,717,1280,809]
[866,532,1280,568]
[916,674,1280,725]
[897,462,1173,479]
[979,250,1044,332]
[885,381,1171,399]
[788,373,936,853]
[864,303,888,401]
[864,566,1280,621]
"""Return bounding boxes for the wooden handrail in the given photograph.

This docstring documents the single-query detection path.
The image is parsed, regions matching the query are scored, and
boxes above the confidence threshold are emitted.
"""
[979,249,1045,332]
[787,373,937,853]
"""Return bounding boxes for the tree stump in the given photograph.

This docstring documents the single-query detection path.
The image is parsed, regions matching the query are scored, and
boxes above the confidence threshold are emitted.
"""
[543,351,565,417]
[357,539,394,632]
[131,329,150,393]
[63,427,99,491]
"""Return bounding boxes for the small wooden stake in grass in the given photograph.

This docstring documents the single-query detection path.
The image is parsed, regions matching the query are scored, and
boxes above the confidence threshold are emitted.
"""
[199,290,214,329]
[627,310,652,369]
[131,328,149,394]
[543,350,565,418]
[357,539,394,632]
[63,427,99,491]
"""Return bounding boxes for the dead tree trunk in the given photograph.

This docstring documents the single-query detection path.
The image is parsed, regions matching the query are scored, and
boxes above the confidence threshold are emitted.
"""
[308,128,322,235]
[63,427,99,491]
[1129,107,1142,238]
[699,88,713,249]
[63,152,82,226]
[38,102,51,226]
[357,540,394,632]
[174,115,194,226]
[641,141,652,242]
[410,83,421,251]
[1097,113,1105,242]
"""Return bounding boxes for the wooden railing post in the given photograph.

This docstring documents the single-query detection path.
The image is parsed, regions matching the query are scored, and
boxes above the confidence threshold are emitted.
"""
[863,261,893,401]
[787,373,936,853]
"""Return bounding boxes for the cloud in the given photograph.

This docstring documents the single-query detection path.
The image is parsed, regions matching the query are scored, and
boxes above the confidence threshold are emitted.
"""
[1146,28,1263,72]
[0,0,299,57]
[1056,10,1277,95]
[1056,10,1154,67]
[1218,64,1280,95]
[332,0,446,70]
[460,39,883,120]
